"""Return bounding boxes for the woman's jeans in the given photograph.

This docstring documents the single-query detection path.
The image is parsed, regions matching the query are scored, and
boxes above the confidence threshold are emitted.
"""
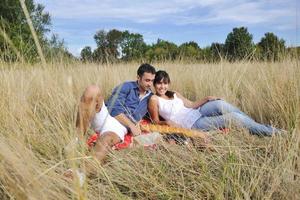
[191,100,280,136]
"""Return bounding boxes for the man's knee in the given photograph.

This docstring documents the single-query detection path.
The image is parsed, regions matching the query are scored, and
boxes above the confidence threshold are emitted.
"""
[82,85,102,103]
[80,85,103,113]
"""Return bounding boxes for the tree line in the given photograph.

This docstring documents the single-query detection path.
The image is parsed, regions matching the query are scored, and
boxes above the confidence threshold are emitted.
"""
[0,0,298,63]
[81,27,299,63]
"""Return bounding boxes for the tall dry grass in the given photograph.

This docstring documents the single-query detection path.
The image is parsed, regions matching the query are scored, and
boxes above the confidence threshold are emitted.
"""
[0,60,299,199]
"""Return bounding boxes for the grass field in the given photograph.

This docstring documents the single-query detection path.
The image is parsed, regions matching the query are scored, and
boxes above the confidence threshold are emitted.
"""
[0,60,299,199]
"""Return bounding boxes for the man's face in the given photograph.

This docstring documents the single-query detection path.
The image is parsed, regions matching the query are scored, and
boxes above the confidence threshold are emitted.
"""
[137,72,155,92]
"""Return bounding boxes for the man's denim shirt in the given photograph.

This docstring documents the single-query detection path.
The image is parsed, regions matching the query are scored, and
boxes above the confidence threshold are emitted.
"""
[106,81,152,123]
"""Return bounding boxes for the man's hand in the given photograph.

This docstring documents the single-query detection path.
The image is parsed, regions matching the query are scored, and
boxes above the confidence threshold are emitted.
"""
[129,124,142,136]
[114,113,141,136]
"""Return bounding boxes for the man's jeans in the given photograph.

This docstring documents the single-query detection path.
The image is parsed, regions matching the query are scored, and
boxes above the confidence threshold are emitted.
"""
[191,100,280,136]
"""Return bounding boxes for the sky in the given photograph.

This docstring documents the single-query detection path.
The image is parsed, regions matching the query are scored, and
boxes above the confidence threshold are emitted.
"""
[35,0,299,57]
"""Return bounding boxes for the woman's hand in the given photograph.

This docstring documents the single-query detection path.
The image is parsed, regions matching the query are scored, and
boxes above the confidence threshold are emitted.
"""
[187,95,223,109]
[205,96,222,102]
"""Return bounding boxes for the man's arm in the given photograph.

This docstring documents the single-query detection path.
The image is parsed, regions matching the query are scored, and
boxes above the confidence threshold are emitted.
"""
[107,84,128,116]
[114,113,141,136]
[107,82,142,135]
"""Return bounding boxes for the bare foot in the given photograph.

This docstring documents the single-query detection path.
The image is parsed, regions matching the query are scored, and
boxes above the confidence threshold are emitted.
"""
[63,169,86,187]
[63,169,74,180]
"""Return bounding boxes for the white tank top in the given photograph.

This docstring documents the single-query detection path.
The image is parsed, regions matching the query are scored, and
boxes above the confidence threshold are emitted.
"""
[157,94,201,129]
[91,102,127,141]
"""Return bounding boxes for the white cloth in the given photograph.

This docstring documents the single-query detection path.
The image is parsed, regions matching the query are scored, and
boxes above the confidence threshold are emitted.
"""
[91,102,127,141]
[157,94,201,129]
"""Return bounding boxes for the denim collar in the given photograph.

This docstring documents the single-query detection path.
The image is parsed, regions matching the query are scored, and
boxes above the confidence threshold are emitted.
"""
[133,81,151,95]
[133,81,139,89]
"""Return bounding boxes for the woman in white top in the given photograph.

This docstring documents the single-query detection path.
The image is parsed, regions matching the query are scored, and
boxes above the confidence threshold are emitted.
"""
[148,70,282,136]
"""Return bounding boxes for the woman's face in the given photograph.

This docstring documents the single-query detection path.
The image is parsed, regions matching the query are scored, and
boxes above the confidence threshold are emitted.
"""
[154,79,169,96]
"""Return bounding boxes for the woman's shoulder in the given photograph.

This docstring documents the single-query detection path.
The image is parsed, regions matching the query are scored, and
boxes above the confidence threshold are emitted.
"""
[173,91,183,98]
[149,94,159,101]
[173,92,187,102]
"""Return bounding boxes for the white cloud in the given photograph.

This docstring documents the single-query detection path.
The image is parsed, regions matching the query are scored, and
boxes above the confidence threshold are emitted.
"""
[213,1,294,24]
[34,0,299,55]
[173,0,295,28]
[35,0,296,28]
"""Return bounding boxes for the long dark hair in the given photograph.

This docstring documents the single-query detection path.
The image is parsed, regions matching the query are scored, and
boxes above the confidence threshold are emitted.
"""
[154,70,175,98]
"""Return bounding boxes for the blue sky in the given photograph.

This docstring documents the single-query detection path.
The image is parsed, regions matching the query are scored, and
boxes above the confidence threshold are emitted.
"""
[35,0,299,57]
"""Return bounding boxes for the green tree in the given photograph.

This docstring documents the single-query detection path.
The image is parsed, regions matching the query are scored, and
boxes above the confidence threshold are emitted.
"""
[106,29,123,61]
[286,46,300,60]
[178,41,201,61]
[44,34,73,62]
[210,42,224,62]
[257,32,285,61]
[93,30,108,63]
[120,30,147,61]
[224,27,254,61]
[0,0,51,62]
[201,46,212,62]
[93,29,123,63]
[146,39,178,61]
[80,46,93,62]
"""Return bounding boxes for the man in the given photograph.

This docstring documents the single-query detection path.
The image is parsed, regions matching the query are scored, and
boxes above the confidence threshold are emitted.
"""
[106,63,156,136]
[64,84,126,180]
[68,64,212,180]
[76,63,156,163]
[76,85,127,163]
